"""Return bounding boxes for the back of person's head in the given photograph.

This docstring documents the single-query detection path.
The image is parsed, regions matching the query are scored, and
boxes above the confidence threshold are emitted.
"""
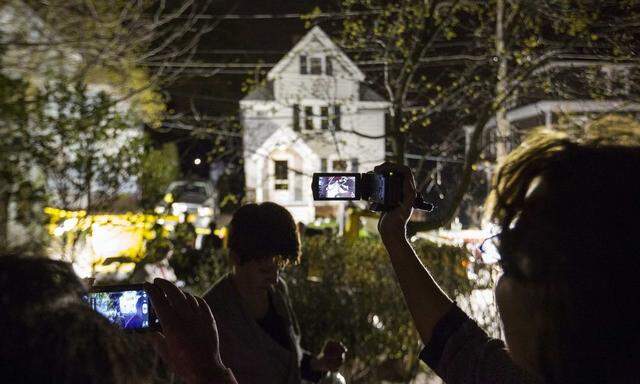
[228,202,300,265]
[0,253,152,383]
[0,251,85,314]
[487,123,640,383]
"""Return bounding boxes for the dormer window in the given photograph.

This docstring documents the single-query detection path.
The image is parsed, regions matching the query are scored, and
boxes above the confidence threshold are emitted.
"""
[309,57,322,74]
[299,55,334,76]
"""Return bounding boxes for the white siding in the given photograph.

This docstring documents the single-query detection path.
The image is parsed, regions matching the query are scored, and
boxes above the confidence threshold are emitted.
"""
[241,27,389,224]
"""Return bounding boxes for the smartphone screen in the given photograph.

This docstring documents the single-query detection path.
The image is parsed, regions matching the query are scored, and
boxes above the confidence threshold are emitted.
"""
[313,173,361,200]
[84,284,159,331]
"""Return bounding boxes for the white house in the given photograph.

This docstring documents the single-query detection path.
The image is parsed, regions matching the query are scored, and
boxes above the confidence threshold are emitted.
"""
[240,26,390,224]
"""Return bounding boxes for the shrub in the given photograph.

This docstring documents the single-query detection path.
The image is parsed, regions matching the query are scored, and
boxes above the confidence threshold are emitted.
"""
[283,235,480,383]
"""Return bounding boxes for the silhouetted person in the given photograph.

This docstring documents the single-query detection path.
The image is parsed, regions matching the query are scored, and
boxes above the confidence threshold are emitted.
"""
[377,130,640,383]
[0,253,237,383]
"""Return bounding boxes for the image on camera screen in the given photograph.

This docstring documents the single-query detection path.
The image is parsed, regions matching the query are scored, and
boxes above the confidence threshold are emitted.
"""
[318,175,357,198]
[85,289,150,330]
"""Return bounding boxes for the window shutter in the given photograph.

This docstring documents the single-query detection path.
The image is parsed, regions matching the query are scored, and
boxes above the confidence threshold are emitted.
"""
[293,104,300,131]
[351,158,359,172]
[326,56,333,76]
[321,158,327,172]
[333,105,341,131]
[300,55,307,74]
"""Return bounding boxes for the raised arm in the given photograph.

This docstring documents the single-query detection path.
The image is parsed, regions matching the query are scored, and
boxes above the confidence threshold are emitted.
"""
[146,278,237,384]
[375,162,454,345]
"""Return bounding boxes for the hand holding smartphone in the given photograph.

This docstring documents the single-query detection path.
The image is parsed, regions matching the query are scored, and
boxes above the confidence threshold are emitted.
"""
[84,284,160,332]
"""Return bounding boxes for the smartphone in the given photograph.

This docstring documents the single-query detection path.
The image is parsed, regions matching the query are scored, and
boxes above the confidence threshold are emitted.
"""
[84,284,160,332]
[311,173,361,200]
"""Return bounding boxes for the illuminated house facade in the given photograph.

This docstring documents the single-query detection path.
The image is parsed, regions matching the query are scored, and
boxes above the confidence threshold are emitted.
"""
[240,26,389,224]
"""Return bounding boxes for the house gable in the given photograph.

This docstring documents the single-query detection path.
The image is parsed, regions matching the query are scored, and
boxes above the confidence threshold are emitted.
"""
[267,26,365,82]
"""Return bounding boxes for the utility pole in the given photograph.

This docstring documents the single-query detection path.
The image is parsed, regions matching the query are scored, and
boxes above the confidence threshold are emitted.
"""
[495,0,510,161]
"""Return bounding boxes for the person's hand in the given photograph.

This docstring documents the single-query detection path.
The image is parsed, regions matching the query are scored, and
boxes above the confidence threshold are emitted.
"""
[81,277,95,290]
[145,278,237,384]
[312,340,347,372]
[374,162,416,245]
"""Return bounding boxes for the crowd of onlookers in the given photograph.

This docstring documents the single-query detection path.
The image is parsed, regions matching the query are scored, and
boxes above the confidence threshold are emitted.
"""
[2,128,640,384]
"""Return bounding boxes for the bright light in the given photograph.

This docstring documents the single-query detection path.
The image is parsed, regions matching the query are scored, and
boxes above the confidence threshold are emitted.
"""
[198,206,214,216]
[90,223,140,259]
[53,226,65,237]
[154,206,166,214]
[62,218,78,231]
[172,202,188,214]
[371,314,384,330]
[194,158,202,165]
[214,227,227,238]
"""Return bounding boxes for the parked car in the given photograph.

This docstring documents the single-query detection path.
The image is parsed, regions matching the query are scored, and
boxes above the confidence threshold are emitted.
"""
[155,181,218,229]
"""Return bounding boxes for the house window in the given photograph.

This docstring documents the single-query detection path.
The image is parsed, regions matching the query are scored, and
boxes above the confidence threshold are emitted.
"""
[304,106,314,130]
[351,158,359,172]
[310,57,322,74]
[332,105,341,130]
[321,158,327,172]
[332,160,347,171]
[275,160,288,190]
[300,55,308,74]
[292,104,300,131]
[320,106,329,130]
[326,56,333,76]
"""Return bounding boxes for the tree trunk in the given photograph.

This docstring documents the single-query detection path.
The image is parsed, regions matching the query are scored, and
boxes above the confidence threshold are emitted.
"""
[495,0,510,160]
[0,190,10,252]
[85,158,93,213]
[390,105,406,164]
[412,109,493,233]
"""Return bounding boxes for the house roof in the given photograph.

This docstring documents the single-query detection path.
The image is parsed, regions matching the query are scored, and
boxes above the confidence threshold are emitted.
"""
[267,25,365,82]
[359,83,386,102]
[242,81,275,101]
[249,127,319,164]
[242,80,387,103]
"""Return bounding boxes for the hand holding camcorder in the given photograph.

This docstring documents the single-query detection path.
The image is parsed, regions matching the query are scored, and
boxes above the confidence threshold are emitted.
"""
[311,169,434,212]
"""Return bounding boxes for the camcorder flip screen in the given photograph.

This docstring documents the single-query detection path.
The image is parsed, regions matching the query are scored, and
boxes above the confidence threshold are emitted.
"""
[312,173,361,200]
[84,284,159,332]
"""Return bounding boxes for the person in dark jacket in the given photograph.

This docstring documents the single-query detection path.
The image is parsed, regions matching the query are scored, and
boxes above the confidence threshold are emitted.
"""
[204,202,345,384]
[377,129,640,384]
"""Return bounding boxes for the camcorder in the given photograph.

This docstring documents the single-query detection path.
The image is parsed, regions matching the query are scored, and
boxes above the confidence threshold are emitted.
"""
[84,284,160,332]
[311,171,434,212]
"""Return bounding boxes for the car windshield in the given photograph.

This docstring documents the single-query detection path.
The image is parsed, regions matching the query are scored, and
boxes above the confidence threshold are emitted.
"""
[171,184,207,200]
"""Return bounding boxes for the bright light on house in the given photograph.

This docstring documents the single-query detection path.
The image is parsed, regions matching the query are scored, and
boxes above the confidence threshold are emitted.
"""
[194,158,202,165]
